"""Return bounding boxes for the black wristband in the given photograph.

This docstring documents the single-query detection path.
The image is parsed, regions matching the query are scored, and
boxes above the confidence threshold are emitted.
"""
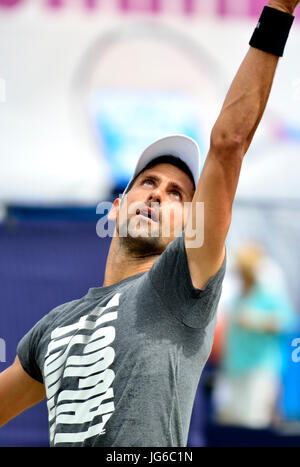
[249,6,294,57]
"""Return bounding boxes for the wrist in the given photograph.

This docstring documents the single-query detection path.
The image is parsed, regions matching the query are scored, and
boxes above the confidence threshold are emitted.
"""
[249,6,295,57]
[268,2,295,15]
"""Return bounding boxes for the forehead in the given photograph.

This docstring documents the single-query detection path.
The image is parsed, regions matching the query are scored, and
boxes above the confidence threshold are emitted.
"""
[136,163,195,198]
[141,162,193,183]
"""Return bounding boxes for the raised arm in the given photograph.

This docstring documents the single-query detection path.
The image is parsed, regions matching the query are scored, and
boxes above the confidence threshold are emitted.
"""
[0,356,46,427]
[185,0,299,290]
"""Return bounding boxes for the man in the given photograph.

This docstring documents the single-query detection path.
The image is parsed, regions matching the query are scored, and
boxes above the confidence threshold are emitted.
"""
[213,244,295,428]
[0,0,298,447]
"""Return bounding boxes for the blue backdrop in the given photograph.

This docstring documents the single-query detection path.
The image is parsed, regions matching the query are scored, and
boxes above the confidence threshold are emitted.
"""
[1,213,299,447]
[0,215,111,446]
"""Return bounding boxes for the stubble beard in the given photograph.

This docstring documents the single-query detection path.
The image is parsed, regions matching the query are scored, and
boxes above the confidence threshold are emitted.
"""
[118,218,166,257]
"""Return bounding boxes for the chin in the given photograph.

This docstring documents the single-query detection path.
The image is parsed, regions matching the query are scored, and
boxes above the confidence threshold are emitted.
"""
[121,229,166,256]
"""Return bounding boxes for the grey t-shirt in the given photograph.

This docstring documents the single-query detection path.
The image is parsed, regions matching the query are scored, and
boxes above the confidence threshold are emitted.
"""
[17,234,226,447]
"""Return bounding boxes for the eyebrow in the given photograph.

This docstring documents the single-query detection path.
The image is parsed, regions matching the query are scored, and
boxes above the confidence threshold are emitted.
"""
[140,173,190,198]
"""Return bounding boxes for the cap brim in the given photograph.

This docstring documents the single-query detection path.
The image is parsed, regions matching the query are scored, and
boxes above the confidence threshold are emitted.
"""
[122,134,201,197]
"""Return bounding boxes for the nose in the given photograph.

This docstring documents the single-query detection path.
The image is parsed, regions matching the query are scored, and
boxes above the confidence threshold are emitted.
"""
[148,188,162,205]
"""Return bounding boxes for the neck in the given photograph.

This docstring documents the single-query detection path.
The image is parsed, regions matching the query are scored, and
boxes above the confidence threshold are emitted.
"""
[103,236,160,287]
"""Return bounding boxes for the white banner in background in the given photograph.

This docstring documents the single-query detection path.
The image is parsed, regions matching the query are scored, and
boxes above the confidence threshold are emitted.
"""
[0,0,299,20]
[0,1,299,206]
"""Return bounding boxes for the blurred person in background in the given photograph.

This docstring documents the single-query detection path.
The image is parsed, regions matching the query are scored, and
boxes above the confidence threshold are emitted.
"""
[213,244,295,429]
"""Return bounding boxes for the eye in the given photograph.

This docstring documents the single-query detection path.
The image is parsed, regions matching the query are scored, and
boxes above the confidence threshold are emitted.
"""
[142,178,155,187]
[170,190,182,201]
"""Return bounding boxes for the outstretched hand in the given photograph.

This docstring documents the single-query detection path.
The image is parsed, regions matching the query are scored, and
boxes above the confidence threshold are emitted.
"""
[268,0,300,14]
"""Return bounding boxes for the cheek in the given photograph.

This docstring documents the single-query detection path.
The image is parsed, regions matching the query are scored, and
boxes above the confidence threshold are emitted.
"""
[162,204,185,230]
[118,195,137,220]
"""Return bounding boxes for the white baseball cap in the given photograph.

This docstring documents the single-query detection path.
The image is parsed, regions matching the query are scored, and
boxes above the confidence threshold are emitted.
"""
[122,134,201,197]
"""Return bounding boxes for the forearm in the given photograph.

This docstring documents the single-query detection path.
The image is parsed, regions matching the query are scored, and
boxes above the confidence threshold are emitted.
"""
[212,48,279,154]
[237,313,280,334]
[211,2,295,155]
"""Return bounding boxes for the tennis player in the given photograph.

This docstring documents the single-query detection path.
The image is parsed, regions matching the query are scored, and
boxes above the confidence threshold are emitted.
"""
[0,0,299,447]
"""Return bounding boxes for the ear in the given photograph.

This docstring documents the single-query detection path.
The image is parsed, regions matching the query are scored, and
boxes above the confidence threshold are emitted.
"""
[108,198,121,222]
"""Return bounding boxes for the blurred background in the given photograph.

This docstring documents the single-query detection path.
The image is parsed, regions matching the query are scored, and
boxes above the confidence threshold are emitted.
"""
[0,0,300,447]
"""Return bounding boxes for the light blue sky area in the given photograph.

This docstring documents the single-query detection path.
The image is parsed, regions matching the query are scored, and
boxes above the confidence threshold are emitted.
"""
[89,90,204,187]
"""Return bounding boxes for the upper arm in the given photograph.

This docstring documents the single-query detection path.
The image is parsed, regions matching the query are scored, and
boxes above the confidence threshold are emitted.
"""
[185,144,244,289]
[149,234,226,329]
[0,356,46,427]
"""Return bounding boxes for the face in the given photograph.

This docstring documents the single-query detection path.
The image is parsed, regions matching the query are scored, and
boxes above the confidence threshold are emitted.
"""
[110,163,195,256]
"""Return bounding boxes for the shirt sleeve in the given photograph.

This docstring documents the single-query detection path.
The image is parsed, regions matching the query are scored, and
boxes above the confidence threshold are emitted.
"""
[148,232,226,329]
[17,319,46,383]
[16,303,64,384]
